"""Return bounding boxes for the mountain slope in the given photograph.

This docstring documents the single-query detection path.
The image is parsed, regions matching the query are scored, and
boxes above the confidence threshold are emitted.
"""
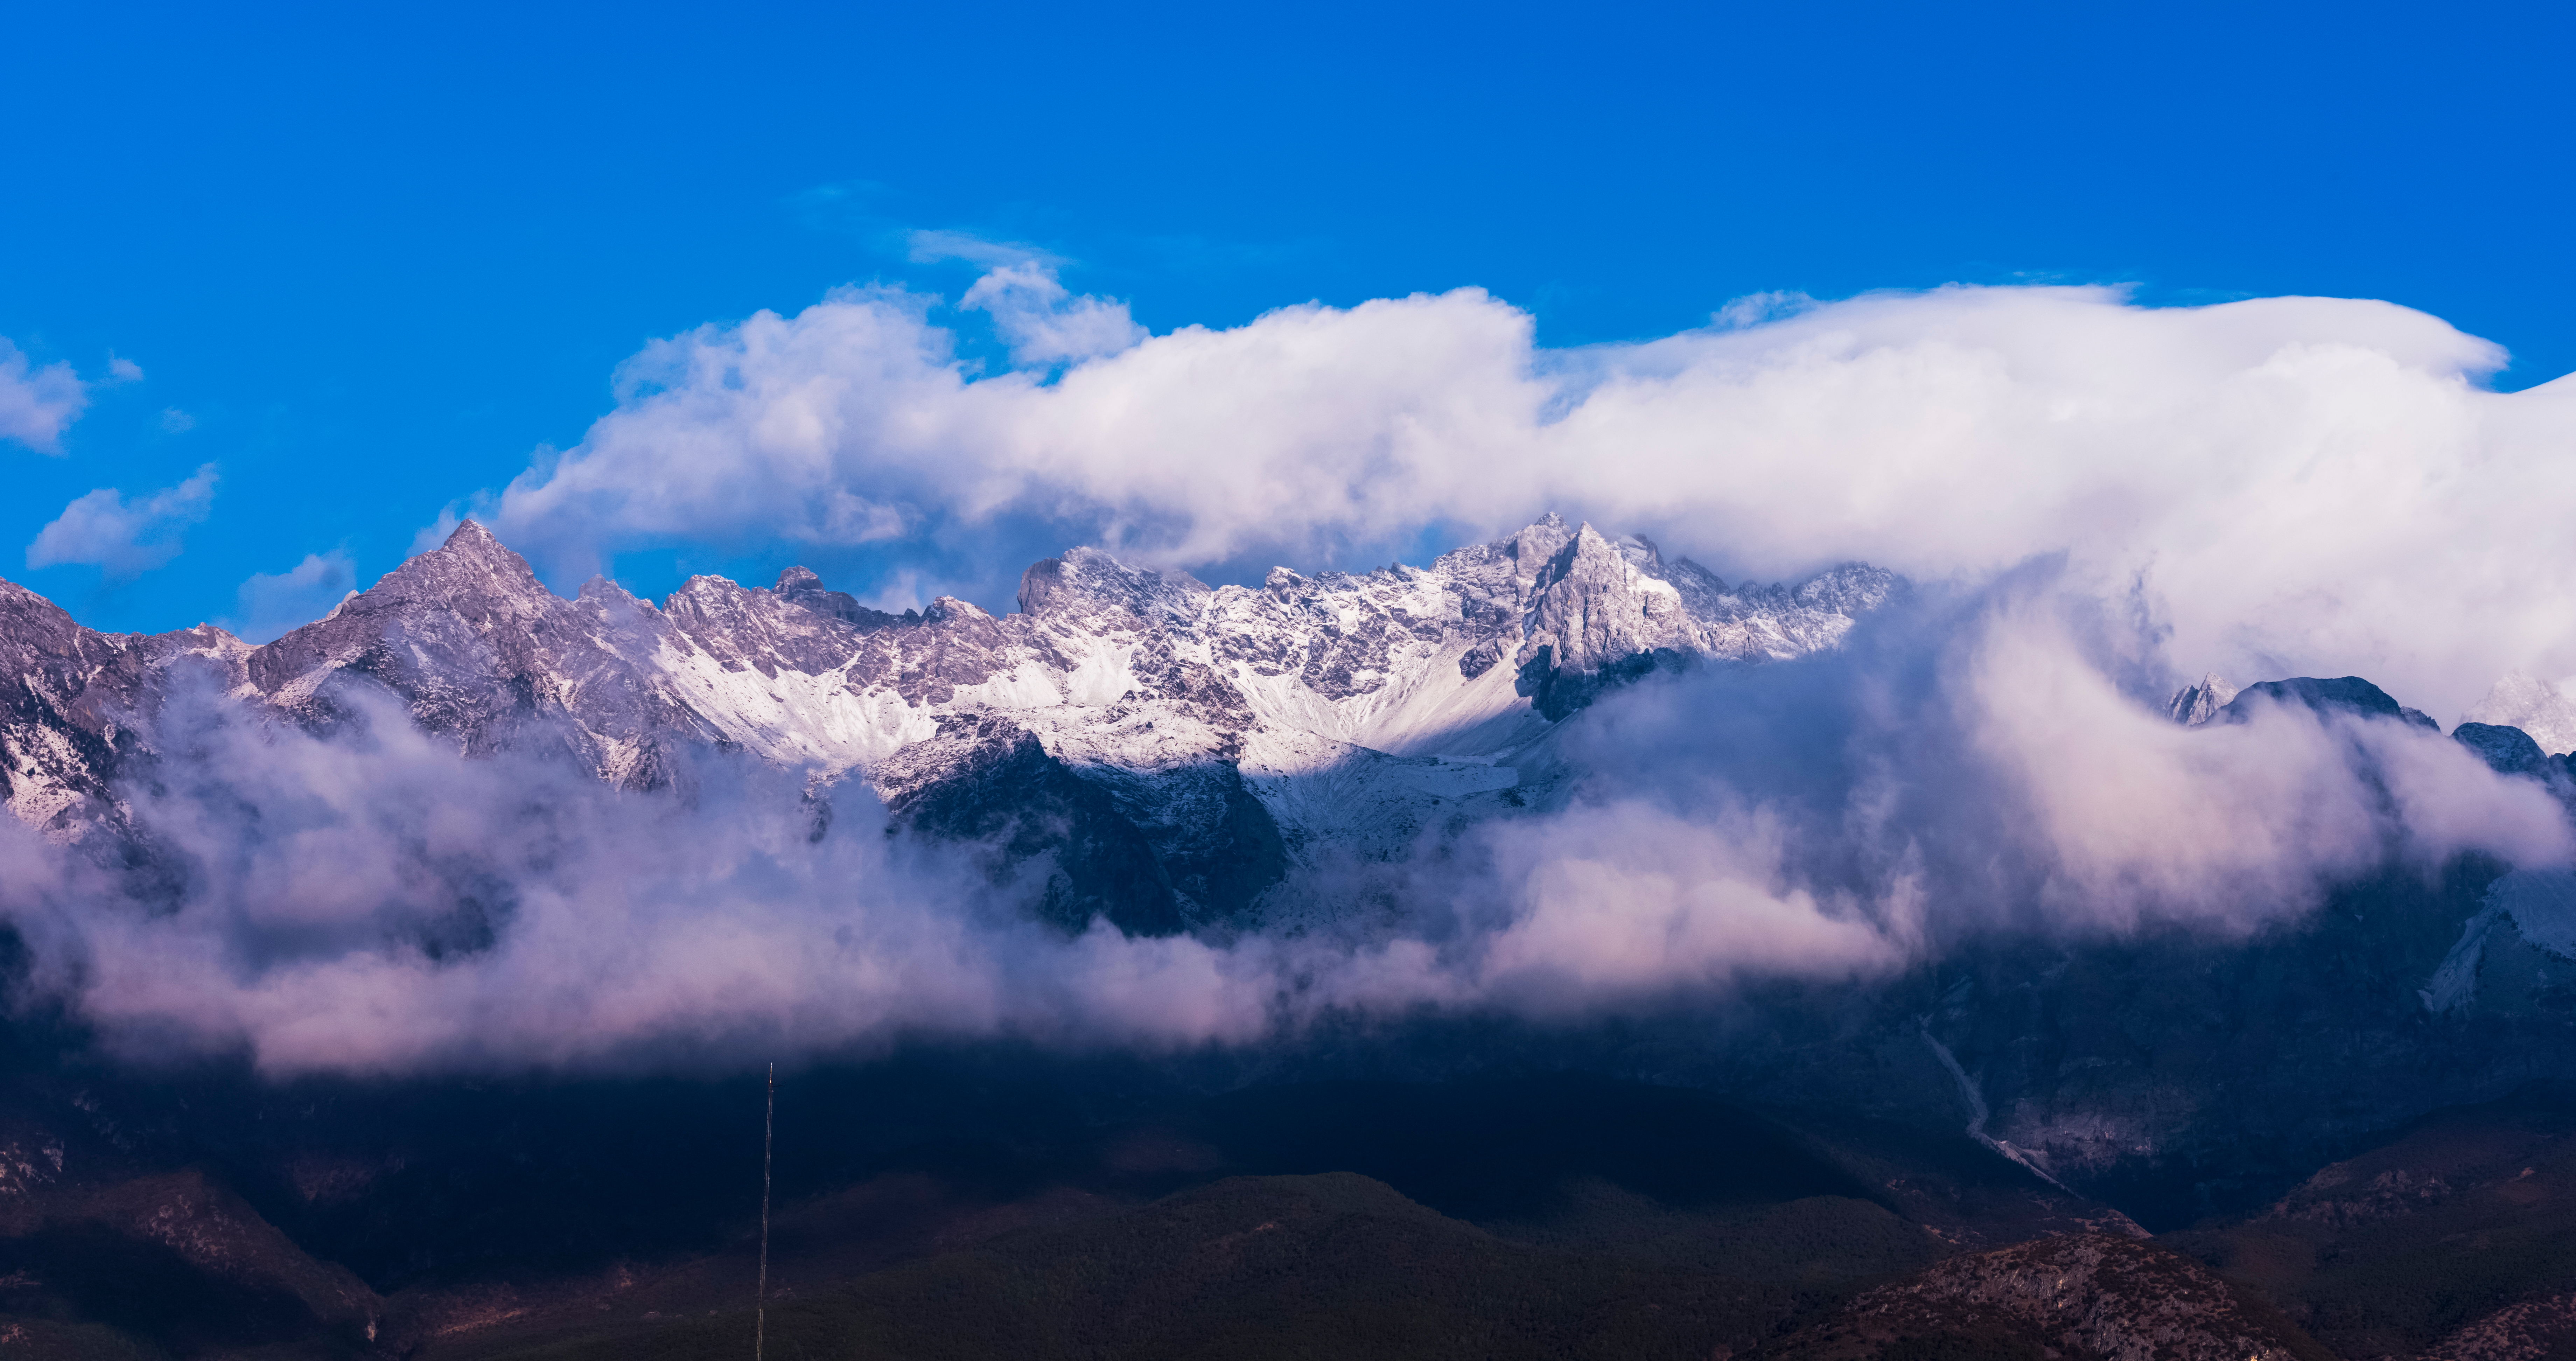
[487,1172,1800,1361]
[1771,1231,2332,1361]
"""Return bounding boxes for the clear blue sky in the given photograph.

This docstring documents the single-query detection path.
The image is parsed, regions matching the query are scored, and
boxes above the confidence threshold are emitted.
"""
[5,0,2570,635]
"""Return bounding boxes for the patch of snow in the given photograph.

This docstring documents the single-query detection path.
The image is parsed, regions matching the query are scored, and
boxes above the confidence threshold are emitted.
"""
[2166,673,2238,726]
[2497,867,2576,959]
[2464,671,2576,756]
[2422,901,2501,1014]
[2422,869,2576,1014]
[1918,1022,2074,1192]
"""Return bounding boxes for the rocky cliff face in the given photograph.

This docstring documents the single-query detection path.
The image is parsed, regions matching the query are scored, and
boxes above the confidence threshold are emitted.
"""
[0,513,1893,931]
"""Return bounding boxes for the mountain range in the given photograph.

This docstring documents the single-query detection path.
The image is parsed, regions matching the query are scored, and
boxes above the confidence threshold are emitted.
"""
[0,513,1895,934]
[11,518,2576,1359]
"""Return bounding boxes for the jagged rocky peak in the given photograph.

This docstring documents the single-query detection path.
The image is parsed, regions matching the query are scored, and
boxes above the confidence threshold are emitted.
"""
[253,519,562,659]
[0,576,106,671]
[1017,546,1211,627]
[409,519,555,606]
[1427,514,1896,720]
[1521,522,1695,674]
[770,564,898,628]
[241,521,615,753]
[2167,672,2238,726]
[268,519,559,635]
[1430,511,1574,613]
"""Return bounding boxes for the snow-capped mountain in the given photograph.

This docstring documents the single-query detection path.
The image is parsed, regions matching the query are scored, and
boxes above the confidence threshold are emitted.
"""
[2163,672,2237,726]
[2465,670,2576,757]
[0,514,1897,931]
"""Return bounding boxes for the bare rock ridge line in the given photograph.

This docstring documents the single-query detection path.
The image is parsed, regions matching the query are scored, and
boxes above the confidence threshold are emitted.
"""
[0,514,1896,933]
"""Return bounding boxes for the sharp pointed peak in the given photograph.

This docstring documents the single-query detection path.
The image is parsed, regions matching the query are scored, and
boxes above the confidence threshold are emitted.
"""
[441,518,506,552]
[422,518,535,574]
[422,518,544,576]
[368,515,552,604]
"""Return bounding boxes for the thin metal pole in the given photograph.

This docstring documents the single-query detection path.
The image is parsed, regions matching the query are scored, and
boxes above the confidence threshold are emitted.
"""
[756,1062,773,1361]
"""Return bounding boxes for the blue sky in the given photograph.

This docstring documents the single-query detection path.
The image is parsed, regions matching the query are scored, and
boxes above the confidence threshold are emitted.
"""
[4,0,2571,638]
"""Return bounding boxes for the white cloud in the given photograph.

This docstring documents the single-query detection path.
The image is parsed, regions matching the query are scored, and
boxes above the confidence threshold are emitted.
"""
[160,407,197,434]
[25,464,219,577]
[0,337,93,454]
[483,276,2576,719]
[906,228,1063,270]
[231,550,355,643]
[961,260,1147,366]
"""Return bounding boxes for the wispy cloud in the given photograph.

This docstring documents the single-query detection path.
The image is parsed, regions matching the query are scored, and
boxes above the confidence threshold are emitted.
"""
[0,338,96,454]
[906,228,1065,271]
[25,463,219,578]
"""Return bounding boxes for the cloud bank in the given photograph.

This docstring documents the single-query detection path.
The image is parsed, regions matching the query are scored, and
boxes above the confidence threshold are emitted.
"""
[484,270,2576,720]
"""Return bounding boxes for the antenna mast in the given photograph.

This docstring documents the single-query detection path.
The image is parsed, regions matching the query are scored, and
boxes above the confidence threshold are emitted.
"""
[756,1061,774,1361]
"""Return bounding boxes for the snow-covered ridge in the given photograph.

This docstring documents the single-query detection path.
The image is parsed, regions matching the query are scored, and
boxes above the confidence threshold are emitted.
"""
[0,515,1896,924]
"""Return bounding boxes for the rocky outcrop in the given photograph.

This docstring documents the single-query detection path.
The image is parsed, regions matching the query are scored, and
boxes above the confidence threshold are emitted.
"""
[1774,1232,2328,1361]
[2418,1292,2576,1361]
